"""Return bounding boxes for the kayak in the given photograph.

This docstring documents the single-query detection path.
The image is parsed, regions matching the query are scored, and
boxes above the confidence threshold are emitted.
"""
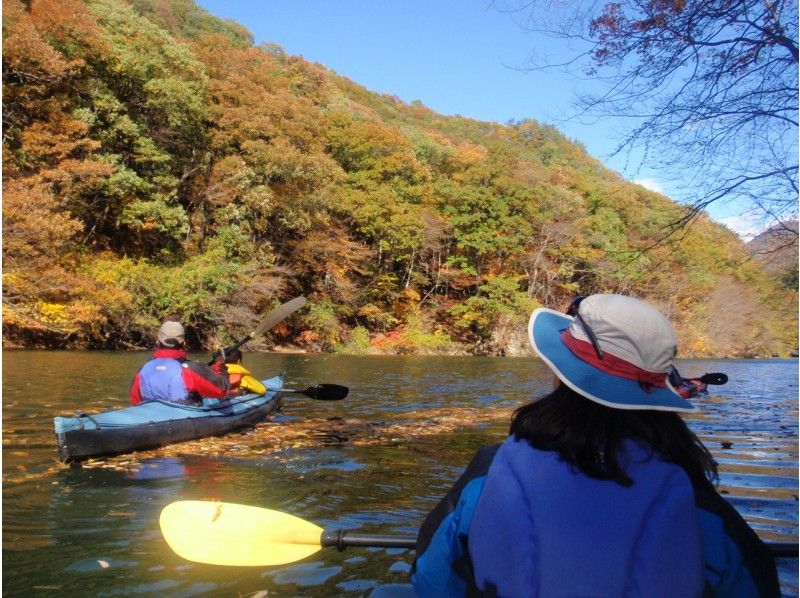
[54,374,285,463]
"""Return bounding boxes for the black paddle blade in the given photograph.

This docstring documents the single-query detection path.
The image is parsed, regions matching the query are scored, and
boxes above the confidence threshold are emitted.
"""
[699,373,728,385]
[304,384,349,401]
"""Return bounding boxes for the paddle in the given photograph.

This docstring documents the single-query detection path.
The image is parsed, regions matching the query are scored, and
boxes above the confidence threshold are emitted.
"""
[699,373,728,385]
[159,501,797,566]
[209,296,307,365]
[272,384,349,401]
[160,501,413,566]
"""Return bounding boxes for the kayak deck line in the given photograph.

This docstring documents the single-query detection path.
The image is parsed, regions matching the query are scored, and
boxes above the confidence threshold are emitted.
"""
[67,393,279,430]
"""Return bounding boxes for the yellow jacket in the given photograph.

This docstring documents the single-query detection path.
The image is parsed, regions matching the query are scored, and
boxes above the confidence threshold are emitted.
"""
[225,363,267,396]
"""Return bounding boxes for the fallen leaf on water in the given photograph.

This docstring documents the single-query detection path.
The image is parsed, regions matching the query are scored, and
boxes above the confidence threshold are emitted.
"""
[74,405,514,469]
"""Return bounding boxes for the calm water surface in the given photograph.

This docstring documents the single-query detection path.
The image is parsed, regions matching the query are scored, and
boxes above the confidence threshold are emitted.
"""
[3,352,798,596]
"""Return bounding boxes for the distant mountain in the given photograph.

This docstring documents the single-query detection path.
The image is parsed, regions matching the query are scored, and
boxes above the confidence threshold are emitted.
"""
[747,221,798,282]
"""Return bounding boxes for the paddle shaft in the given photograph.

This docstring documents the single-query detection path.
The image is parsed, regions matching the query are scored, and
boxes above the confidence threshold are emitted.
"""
[209,297,307,364]
[319,532,796,558]
[769,542,799,558]
[321,531,416,550]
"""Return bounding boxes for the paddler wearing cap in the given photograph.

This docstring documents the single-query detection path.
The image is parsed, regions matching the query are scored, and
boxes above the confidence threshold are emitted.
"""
[129,320,231,406]
[411,294,779,597]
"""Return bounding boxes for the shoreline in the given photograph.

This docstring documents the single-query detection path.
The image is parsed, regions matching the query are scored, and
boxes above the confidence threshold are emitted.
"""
[1,342,796,360]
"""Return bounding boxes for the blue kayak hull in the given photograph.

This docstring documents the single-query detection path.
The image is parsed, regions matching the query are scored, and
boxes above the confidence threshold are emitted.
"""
[54,375,284,462]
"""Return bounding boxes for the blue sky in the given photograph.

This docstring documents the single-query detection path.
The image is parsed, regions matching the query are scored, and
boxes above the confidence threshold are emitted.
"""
[195,0,755,235]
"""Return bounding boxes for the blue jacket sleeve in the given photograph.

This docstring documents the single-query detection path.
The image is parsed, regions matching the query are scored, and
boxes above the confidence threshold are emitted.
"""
[694,482,780,597]
[411,445,499,597]
[412,476,486,597]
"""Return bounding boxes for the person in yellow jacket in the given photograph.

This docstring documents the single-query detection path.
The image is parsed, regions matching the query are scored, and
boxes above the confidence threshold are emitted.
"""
[223,348,267,396]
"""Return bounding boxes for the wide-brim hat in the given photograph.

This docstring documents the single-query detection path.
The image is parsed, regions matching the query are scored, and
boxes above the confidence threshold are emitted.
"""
[528,295,694,412]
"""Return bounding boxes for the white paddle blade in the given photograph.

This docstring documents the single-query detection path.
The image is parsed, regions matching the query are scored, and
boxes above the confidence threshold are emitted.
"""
[252,296,307,337]
[160,500,323,566]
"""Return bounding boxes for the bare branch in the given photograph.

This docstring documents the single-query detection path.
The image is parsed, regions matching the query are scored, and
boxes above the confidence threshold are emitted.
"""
[498,0,799,238]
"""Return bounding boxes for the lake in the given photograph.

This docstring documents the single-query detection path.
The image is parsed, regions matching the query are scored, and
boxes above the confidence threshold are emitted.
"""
[2,352,798,596]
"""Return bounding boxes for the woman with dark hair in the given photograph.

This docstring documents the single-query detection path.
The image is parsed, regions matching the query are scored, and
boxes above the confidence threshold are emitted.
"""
[411,294,779,597]
[509,384,717,489]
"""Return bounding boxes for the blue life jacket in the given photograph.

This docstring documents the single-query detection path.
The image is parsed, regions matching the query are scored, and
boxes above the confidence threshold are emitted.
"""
[139,357,189,403]
[412,439,779,597]
[467,437,704,597]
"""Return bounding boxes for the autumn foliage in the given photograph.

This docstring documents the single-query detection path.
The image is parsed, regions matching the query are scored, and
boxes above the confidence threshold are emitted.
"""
[2,0,796,357]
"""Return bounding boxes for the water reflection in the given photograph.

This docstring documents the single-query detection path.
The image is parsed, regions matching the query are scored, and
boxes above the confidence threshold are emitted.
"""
[2,352,797,596]
[129,458,188,480]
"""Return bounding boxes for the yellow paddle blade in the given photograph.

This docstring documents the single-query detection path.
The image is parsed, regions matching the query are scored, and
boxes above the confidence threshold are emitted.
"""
[160,500,323,566]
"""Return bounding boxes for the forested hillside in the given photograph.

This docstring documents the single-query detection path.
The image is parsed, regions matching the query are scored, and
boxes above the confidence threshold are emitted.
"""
[3,0,797,357]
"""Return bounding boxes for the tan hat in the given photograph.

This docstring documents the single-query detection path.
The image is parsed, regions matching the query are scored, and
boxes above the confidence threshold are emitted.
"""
[528,294,694,412]
[157,321,185,348]
[569,294,678,373]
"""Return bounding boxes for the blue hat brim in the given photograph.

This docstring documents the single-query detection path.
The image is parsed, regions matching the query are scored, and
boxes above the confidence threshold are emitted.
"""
[528,309,695,412]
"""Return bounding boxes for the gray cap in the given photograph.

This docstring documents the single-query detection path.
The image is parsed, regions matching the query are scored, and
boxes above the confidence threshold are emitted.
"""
[157,321,185,348]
